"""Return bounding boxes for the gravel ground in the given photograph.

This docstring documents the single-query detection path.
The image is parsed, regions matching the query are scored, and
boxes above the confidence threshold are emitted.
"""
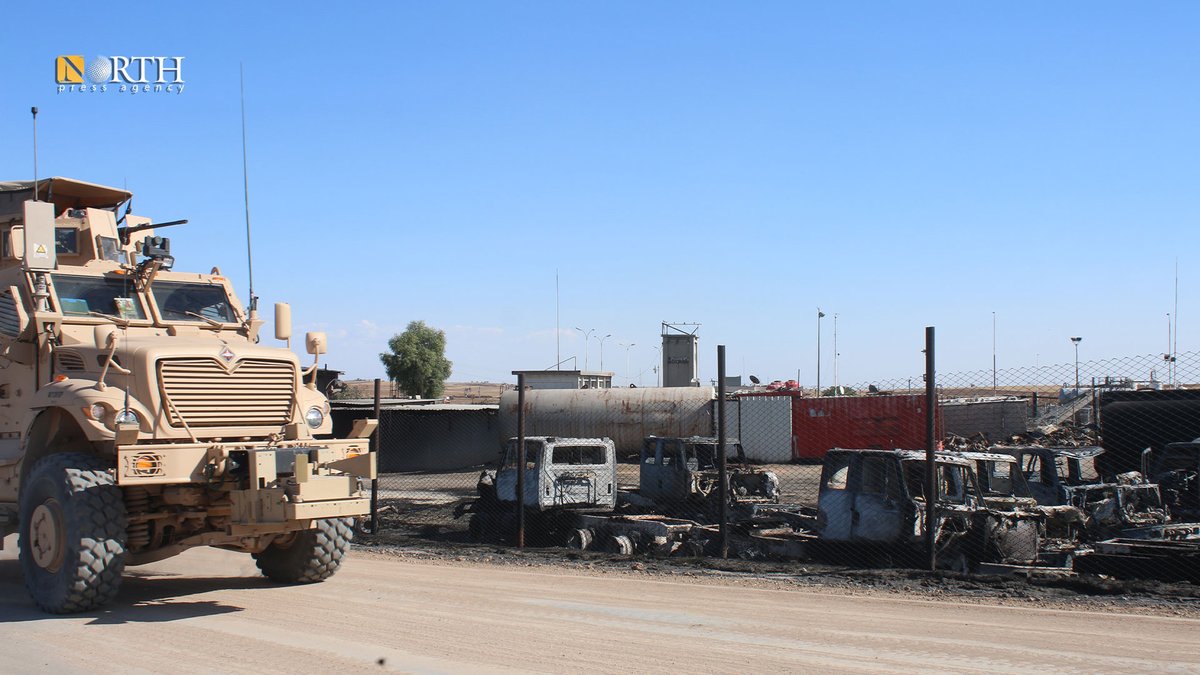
[366,465,1200,619]
[358,527,1200,619]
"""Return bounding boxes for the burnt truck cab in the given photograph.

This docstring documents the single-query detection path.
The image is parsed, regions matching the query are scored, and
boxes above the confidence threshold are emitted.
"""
[462,436,616,544]
[494,436,617,512]
[997,445,1167,539]
[951,451,1038,510]
[639,436,780,516]
[816,449,1040,570]
[1142,442,1200,523]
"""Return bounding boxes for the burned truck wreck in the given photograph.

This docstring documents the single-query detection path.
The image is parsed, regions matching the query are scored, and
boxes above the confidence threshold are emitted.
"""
[815,449,1041,570]
[996,446,1168,540]
[636,436,780,518]
[1142,441,1200,523]
[456,436,617,544]
[458,435,783,555]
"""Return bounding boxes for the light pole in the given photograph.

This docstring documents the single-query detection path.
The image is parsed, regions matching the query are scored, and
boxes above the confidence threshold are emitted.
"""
[1070,336,1082,390]
[651,345,661,387]
[596,334,612,371]
[1166,313,1175,386]
[619,342,636,385]
[816,308,825,396]
[833,313,839,389]
[575,327,595,370]
[992,311,997,394]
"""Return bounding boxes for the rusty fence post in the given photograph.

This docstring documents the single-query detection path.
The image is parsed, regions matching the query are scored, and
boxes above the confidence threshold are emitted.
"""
[924,327,937,572]
[717,345,729,559]
[516,373,526,548]
[369,377,381,533]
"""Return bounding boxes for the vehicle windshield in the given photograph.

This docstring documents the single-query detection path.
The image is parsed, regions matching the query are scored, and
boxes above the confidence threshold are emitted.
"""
[976,460,1033,498]
[152,281,238,323]
[53,274,146,320]
[502,440,542,470]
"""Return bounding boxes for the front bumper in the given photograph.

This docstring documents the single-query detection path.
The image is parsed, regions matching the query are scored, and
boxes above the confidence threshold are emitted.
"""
[116,438,375,526]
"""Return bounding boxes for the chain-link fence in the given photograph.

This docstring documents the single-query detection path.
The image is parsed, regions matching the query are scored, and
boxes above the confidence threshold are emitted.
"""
[345,336,1200,584]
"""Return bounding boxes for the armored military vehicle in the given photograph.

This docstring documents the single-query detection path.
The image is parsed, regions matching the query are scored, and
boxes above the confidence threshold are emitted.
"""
[0,178,377,613]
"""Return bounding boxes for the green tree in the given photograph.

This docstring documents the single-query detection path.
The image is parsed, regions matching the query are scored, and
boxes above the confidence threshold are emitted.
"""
[379,320,453,398]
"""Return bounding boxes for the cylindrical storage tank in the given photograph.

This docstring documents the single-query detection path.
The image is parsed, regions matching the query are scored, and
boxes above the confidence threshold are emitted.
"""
[498,387,715,456]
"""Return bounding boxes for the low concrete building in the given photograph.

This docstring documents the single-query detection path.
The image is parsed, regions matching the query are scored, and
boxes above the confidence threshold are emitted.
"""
[331,401,500,471]
[511,369,614,390]
[942,397,1030,441]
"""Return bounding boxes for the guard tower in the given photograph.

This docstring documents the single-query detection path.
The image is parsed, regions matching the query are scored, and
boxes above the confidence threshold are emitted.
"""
[661,322,699,387]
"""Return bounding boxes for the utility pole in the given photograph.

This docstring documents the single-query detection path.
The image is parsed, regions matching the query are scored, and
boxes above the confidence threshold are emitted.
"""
[619,342,636,385]
[575,327,595,371]
[833,313,839,389]
[1071,336,1082,390]
[816,308,825,396]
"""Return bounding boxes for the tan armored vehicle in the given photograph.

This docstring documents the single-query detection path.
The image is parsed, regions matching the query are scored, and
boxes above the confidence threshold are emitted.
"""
[0,178,377,613]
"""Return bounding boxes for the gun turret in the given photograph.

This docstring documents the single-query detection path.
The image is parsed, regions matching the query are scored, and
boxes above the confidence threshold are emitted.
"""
[118,218,187,245]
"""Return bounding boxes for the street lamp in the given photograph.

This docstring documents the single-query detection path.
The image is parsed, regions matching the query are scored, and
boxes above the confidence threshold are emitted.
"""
[575,327,595,370]
[816,308,825,396]
[619,342,636,385]
[1070,337,1082,390]
[596,334,612,371]
[651,345,661,387]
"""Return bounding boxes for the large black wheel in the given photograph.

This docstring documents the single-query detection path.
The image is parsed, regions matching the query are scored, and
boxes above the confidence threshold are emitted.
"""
[253,517,353,583]
[18,452,127,614]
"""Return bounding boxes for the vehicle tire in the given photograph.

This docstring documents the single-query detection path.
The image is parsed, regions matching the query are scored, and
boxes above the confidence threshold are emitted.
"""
[605,534,634,555]
[566,528,593,550]
[469,511,500,543]
[254,517,353,583]
[940,549,971,575]
[18,452,127,614]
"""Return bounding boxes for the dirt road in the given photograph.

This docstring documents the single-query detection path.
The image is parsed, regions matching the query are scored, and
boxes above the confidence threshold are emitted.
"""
[2,536,1197,673]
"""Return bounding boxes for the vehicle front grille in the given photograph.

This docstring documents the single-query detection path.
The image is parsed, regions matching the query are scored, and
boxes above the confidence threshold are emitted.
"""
[158,357,296,428]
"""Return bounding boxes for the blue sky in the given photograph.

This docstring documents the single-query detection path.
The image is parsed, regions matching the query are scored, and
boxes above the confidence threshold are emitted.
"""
[2,3,1195,386]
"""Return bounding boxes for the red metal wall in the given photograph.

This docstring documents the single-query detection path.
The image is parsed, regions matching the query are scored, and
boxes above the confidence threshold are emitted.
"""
[792,394,933,460]
[741,393,934,460]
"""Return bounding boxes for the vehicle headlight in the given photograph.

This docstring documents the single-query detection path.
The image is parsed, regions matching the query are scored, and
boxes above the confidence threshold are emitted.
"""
[115,409,139,426]
[304,406,325,429]
[88,403,107,421]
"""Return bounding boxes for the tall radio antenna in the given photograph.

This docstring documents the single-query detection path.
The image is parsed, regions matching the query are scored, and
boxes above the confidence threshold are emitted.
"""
[240,64,257,313]
[31,107,39,199]
[556,269,561,370]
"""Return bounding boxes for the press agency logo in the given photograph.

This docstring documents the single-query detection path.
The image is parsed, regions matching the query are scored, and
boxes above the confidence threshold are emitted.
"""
[56,55,185,95]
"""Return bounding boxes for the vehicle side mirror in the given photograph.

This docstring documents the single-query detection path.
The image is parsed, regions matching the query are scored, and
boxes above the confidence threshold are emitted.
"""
[275,303,292,342]
[305,331,327,355]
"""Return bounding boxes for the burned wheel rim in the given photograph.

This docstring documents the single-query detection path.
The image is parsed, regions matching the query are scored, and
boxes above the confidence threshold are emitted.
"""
[28,500,65,572]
